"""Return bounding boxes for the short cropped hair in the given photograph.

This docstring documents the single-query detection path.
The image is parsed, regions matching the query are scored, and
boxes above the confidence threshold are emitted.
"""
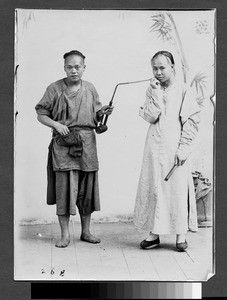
[152,51,175,65]
[63,50,86,61]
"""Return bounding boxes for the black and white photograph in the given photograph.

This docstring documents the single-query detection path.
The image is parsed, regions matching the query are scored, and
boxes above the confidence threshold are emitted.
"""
[14,9,215,281]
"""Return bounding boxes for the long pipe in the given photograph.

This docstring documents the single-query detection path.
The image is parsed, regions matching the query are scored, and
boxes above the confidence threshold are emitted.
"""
[102,78,151,126]
[96,78,151,134]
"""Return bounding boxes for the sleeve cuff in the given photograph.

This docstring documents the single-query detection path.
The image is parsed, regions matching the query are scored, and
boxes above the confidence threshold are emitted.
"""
[35,108,51,116]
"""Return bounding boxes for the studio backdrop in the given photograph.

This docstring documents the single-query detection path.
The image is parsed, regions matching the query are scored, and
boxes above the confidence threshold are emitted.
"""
[14,9,215,225]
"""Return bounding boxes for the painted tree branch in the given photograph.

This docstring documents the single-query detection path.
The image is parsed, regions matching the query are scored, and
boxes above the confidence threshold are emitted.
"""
[166,12,189,83]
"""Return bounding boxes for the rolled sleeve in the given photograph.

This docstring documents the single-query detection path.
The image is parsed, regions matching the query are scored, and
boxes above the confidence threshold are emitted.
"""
[177,111,200,160]
[89,84,102,124]
[35,85,57,117]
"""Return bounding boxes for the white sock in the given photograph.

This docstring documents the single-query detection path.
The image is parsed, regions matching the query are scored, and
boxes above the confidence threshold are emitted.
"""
[145,232,159,241]
[176,234,186,243]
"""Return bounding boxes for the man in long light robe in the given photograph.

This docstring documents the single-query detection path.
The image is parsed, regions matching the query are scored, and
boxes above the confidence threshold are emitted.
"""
[133,51,200,251]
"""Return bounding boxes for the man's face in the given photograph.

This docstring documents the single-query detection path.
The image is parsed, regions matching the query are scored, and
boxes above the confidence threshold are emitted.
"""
[64,55,85,83]
[151,54,174,84]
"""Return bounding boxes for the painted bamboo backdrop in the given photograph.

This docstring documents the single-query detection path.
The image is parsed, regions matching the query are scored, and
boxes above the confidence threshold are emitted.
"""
[15,10,215,223]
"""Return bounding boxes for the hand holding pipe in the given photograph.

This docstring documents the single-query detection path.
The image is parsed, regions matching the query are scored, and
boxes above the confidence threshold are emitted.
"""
[164,157,187,181]
[164,163,179,181]
[95,84,118,134]
[95,78,151,134]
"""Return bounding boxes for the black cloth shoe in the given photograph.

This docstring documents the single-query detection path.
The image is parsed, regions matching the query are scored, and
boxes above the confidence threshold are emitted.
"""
[176,240,188,252]
[140,237,160,249]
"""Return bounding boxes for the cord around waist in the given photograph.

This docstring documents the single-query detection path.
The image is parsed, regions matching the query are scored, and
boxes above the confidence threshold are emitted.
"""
[52,125,93,137]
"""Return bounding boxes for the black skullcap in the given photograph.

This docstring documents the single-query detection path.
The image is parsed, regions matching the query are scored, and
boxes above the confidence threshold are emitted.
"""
[152,51,175,65]
[63,50,86,60]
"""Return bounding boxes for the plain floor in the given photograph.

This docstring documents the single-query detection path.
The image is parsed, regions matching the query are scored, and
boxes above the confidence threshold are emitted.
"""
[14,221,214,282]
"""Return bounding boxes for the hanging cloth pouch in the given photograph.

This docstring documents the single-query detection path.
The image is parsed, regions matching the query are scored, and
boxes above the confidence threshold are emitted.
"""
[55,128,83,157]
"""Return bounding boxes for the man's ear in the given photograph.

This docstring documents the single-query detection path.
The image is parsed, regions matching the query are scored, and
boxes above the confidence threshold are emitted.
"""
[171,64,175,74]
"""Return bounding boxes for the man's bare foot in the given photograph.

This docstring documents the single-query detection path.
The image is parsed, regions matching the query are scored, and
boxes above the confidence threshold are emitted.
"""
[80,233,101,244]
[55,237,70,248]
